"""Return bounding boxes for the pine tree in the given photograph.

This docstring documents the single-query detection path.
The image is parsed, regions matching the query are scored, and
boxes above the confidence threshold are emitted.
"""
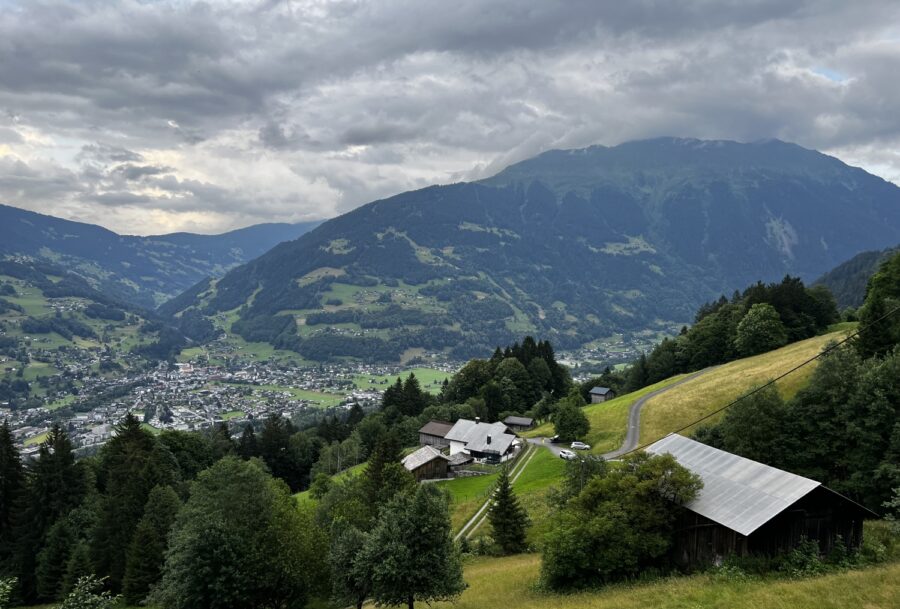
[0,420,24,570]
[487,467,529,554]
[122,485,181,605]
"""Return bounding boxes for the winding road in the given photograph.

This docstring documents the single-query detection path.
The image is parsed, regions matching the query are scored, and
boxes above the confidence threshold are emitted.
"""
[455,366,717,539]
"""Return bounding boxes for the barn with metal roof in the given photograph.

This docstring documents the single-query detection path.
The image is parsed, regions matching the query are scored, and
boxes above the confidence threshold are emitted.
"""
[646,434,876,565]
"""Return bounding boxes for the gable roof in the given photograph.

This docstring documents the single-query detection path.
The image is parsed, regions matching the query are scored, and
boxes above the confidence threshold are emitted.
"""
[590,386,613,395]
[445,419,515,454]
[401,445,449,472]
[645,434,822,536]
[418,420,455,438]
[503,415,534,427]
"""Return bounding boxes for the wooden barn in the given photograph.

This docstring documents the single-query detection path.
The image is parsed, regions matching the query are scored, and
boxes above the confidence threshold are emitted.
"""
[418,420,455,449]
[589,386,616,403]
[402,445,450,482]
[646,434,877,567]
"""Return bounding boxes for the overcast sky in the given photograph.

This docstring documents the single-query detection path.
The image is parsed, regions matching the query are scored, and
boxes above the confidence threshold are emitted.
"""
[1,0,900,235]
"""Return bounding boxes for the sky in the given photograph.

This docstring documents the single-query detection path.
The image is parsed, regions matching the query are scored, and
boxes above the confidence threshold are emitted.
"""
[1,0,900,236]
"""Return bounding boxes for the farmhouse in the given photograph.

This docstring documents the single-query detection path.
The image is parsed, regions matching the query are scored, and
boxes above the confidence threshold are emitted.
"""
[445,418,517,464]
[502,415,535,431]
[589,386,616,403]
[646,434,877,566]
[418,420,454,448]
[401,445,450,481]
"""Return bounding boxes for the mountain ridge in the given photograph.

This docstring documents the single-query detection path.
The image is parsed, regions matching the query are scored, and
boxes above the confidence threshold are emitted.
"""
[0,203,322,308]
[125,137,900,361]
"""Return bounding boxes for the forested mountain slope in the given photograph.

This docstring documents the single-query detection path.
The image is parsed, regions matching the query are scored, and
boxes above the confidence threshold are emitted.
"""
[165,138,900,361]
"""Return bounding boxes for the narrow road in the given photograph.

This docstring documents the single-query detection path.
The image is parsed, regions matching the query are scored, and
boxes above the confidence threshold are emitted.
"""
[601,367,715,459]
[526,366,717,460]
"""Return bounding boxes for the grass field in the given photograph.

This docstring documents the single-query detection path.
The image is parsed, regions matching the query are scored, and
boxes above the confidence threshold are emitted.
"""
[523,375,688,454]
[437,470,500,532]
[353,367,453,394]
[24,431,48,446]
[639,328,854,445]
[405,554,900,609]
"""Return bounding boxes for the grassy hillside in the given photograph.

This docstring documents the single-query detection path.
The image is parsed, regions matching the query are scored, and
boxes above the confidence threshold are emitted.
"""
[406,554,899,609]
[639,326,855,445]
[523,374,689,453]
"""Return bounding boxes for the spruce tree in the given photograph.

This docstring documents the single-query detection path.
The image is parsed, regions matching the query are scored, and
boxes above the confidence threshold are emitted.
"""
[0,420,23,571]
[122,485,181,605]
[91,414,177,592]
[35,518,73,601]
[488,466,529,554]
[237,424,258,459]
[61,543,93,596]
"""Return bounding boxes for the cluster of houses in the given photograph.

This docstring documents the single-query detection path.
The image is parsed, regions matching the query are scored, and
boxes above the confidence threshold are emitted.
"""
[402,415,534,481]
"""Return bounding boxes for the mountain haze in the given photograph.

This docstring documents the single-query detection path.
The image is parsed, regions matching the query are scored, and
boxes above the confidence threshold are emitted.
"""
[0,204,321,308]
[165,138,900,361]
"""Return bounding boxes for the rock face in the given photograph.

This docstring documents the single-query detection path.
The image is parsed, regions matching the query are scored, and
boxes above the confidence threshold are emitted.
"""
[168,137,900,361]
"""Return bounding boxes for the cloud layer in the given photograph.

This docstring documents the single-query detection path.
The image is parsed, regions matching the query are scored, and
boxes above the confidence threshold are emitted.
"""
[1,0,899,234]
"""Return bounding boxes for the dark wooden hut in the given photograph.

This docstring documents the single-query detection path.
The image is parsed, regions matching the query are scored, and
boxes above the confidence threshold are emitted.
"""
[646,434,877,567]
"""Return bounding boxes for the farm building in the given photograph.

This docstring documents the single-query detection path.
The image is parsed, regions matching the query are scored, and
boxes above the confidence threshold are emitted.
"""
[418,420,455,448]
[589,386,616,403]
[402,445,450,481]
[502,415,535,431]
[445,418,517,464]
[646,434,877,566]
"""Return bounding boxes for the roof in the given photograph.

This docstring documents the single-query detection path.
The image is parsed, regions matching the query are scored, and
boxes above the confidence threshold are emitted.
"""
[590,386,613,395]
[503,415,534,427]
[645,434,821,536]
[445,419,515,455]
[418,420,455,438]
[401,445,449,471]
[448,452,474,466]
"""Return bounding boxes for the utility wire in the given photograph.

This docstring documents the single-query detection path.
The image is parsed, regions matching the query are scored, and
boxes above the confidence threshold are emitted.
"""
[620,302,900,458]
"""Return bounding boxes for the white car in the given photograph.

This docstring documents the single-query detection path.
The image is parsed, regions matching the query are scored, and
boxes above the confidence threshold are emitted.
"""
[571,441,591,451]
[559,449,577,460]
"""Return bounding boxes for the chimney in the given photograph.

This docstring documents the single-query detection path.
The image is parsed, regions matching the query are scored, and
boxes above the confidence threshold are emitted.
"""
[487,435,492,445]
[475,417,480,424]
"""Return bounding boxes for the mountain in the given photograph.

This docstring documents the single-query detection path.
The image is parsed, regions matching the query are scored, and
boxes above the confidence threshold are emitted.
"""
[164,137,900,362]
[815,246,899,309]
[0,204,321,308]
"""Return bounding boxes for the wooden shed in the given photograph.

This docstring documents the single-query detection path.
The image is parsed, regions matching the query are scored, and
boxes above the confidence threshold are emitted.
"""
[418,420,455,449]
[402,445,450,482]
[646,434,877,567]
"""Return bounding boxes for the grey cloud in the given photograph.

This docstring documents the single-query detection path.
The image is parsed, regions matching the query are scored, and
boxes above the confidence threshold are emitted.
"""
[2,0,900,234]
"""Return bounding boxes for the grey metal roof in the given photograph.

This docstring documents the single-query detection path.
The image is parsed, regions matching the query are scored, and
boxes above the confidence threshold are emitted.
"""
[401,445,449,471]
[445,419,515,455]
[418,420,454,438]
[503,415,534,427]
[645,434,821,537]
[590,386,613,395]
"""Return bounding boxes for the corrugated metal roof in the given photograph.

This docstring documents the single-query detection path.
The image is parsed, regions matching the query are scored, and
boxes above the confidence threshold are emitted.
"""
[401,445,449,471]
[444,419,515,455]
[590,386,612,395]
[645,434,821,536]
[503,416,534,427]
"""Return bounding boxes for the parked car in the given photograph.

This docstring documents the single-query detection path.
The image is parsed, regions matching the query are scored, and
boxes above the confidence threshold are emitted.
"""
[559,449,577,460]
[549,434,561,443]
[571,441,591,450]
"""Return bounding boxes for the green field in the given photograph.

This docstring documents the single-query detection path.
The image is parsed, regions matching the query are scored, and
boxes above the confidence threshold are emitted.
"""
[221,410,244,420]
[24,431,49,446]
[353,367,453,394]
[403,554,900,609]
[639,328,854,445]
[437,470,500,532]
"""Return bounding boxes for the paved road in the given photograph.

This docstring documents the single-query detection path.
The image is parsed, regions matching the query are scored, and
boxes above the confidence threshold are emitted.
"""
[528,366,717,461]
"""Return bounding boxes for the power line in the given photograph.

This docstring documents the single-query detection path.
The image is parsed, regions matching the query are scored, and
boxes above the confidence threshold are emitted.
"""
[620,303,900,458]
